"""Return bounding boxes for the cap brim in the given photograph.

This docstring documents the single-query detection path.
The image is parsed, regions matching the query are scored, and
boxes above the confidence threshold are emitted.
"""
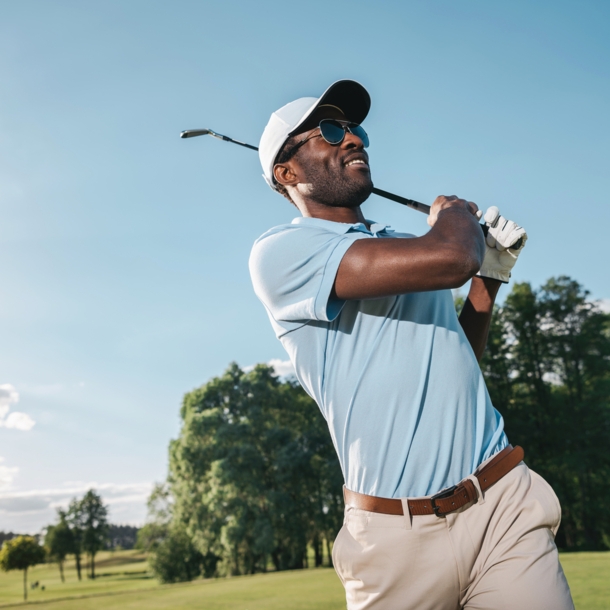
[288,79,371,136]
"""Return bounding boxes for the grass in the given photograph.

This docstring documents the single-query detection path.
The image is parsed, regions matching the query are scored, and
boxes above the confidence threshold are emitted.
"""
[0,550,607,609]
[560,552,610,610]
[0,550,158,606]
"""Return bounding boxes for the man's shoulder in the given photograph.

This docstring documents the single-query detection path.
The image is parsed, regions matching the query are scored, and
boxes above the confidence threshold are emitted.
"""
[252,221,301,248]
[251,217,367,260]
[254,217,361,243]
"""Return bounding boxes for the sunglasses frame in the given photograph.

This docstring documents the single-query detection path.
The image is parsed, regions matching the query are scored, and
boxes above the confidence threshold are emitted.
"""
[280,119,369,162]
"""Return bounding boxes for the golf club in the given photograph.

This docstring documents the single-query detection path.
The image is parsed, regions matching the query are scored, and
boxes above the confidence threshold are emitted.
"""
[180,128,523,249]
[180,128,430,214]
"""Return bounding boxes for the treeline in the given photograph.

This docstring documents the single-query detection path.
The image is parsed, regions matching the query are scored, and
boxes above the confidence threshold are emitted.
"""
[1,489,113,600]
[106,525,139,550]
[144,275,609,582]
[479,276,610,550]
[0,525,137,554]
[0,532,31,546]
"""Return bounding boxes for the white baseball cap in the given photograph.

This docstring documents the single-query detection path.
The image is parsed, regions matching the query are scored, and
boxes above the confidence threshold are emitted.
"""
[259,80,371,190]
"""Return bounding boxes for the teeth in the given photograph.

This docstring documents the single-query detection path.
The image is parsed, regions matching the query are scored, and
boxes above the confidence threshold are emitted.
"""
[346,160,366,166]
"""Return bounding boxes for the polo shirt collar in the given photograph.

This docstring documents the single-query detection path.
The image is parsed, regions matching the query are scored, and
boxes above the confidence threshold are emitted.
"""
[291,216,393,236]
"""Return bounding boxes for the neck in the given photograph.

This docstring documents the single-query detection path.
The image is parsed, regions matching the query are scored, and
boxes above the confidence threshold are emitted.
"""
[295,198,369,227]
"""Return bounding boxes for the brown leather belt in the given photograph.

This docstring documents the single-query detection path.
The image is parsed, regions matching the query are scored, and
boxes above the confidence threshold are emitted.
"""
[343,445,524,517]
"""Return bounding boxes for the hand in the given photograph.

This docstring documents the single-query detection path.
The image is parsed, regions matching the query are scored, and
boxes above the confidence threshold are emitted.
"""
[427,195,482,227]
[477,206,528,283]
[483,206,527,251]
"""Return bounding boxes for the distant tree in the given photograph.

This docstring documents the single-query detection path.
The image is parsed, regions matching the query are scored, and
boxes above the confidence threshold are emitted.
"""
[0,536,46,601]
[79,490,109,579]
[44,512,75,582]
[0,532,19,546]
[105,525,139,550]
[136,483,172,553]
[65,498,85,580]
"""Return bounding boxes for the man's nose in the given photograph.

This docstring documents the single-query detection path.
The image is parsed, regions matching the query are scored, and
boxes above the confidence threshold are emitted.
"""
[342,130,365,149]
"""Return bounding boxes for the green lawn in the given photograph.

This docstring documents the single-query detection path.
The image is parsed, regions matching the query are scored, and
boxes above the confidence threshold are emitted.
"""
[560,552,610,610]
[0,550,607,609]
[0,550,159,606]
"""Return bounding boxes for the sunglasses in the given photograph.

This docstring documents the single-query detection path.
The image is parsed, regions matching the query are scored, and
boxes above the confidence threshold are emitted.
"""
[281,119,369,161]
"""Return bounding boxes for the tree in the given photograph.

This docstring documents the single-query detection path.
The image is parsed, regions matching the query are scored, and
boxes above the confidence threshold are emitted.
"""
[79,490,109,579]
[65,497,85,580]
[148,526,205,583]
[168,363,343,577]
[136,483,172,553]
[481,276,610,550]
[0,536,46,601]
[45,511,75,582]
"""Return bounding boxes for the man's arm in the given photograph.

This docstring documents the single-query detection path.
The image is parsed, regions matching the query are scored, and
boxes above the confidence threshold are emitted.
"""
[333,196,485,299]
[458,276,501,362]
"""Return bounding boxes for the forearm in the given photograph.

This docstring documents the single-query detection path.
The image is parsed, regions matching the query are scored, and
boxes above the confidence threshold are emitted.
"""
[334,207,485,299]
[459,276,502,361]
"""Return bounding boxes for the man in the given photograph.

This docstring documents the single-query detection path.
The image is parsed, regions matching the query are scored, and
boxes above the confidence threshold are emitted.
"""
[249,80,573,609]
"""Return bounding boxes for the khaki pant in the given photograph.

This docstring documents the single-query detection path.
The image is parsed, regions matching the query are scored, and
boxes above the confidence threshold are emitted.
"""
[333,463,574,610]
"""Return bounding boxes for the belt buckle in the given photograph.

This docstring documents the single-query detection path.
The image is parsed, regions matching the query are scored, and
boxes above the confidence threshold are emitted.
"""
[430,485,458,517]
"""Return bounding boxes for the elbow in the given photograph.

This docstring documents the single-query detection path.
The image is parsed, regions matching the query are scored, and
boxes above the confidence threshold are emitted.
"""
[445,249,482,288]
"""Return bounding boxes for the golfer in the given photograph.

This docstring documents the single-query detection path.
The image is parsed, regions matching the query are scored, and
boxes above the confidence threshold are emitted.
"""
[249,80,573,609]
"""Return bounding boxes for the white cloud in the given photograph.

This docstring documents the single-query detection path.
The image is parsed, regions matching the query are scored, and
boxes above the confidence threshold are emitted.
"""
[243,359,296,379]
[0,481,153,532]
[268,358,296,379]
[0,384,36,431]
[0,457,18,491]
[597,299,610,313]
[0,383,19,419]
[2,412,36,431]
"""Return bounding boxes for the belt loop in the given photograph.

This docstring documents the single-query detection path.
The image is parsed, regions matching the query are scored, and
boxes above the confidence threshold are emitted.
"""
[400,498,413,530]
[465,475,485,505]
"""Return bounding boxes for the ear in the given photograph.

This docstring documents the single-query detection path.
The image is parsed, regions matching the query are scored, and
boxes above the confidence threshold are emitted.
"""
[273,161,300,188]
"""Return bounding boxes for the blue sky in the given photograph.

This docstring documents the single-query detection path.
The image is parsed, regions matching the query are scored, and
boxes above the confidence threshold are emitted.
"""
[1,0,608,532]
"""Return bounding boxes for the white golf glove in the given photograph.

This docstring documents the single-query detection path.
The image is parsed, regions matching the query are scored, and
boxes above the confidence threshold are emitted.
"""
[477,206,527,283]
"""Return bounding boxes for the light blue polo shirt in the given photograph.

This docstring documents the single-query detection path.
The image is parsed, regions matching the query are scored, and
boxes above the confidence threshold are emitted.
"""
[249,216,508,498]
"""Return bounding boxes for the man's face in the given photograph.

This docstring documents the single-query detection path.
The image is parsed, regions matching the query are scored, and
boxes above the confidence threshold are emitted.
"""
[279,106,373,208]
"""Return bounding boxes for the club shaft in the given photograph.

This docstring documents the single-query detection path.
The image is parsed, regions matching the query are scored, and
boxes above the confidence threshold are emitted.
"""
[371,188,430,214]
[181,129,430,214]
[215,135,259,151]
[181,128,523,249]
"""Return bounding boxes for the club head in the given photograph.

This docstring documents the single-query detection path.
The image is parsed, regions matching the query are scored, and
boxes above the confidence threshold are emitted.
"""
[180,129,212,139]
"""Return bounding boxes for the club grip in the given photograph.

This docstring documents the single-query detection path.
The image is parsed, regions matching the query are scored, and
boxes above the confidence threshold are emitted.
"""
[481,224,523,250]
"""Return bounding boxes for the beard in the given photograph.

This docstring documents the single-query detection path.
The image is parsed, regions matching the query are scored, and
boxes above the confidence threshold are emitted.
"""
[298,156,373,208]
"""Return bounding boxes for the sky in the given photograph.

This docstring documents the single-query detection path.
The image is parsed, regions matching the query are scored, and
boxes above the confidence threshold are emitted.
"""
[1,0,608,533]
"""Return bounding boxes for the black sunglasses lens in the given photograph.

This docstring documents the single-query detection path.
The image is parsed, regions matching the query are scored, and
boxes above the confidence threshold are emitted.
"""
[319,120,369,147]
[319,120,345,144]
[350,124,369,148]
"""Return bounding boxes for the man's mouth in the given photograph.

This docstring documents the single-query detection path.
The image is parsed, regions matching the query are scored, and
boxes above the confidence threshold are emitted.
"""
[343,153,370,169]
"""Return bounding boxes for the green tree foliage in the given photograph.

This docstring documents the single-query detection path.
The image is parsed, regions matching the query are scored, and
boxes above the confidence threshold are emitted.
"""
[44,512,75,582]
[79,489,109,579]
[168,363,343,578]
[148,526,205,583]
[138,483,208,583]
[0,536,46,601]
[65,498,85,580]
[136,483,172,553]
[481,276,610,550]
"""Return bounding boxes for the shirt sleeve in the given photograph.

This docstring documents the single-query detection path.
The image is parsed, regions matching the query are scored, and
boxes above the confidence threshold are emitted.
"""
[249,225,367,325]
